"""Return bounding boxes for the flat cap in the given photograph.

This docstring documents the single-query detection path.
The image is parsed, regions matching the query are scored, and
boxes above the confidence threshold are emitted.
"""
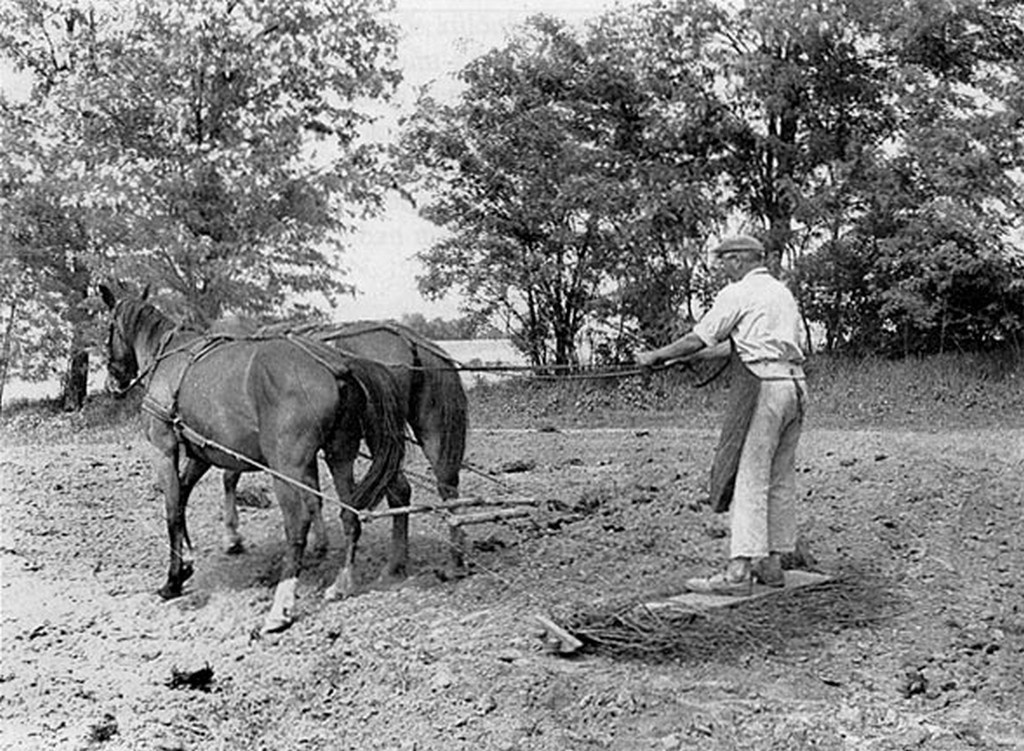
[712,235,764,256]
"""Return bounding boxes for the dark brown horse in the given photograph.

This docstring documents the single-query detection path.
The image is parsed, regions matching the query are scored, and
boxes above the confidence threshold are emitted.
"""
[100,286,407,633]
[216,318,469,567]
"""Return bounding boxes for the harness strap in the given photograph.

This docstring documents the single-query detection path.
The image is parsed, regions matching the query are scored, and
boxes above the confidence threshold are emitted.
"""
[171,416,368,520]
[408,339,425,405]
[114,325,179,396]
[163,334,240,426]
[281,334,351,378]
[141,332,371,518]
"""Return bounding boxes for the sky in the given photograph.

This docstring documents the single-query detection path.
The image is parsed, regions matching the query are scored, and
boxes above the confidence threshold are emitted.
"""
[0,0,620,322]
[339,0,618,321]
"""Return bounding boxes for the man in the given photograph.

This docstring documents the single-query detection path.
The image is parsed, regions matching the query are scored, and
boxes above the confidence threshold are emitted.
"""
[636,235,807,595]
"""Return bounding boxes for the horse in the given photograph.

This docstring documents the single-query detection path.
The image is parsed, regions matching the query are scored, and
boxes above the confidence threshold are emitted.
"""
[100,285,408,634]
[215,318,470,567]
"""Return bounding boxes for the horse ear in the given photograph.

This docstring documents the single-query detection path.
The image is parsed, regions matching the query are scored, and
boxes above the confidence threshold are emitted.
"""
[99,284,116,310]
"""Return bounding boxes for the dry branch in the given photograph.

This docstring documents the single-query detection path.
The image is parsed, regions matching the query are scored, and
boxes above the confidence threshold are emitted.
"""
[365,496,542,519]
[446,507,533,527]
[533,615,584,655]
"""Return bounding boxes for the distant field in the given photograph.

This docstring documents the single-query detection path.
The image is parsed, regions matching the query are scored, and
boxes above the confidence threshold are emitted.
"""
[1,340,523,406]
[435,338,524,386]
[2,370,106,407]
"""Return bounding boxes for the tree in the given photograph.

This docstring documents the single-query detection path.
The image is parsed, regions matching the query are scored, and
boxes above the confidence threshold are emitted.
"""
[630,0,899,269]
[612,0,1024,356]
[1,93,97,410]
[584,4,729,350]
[1,0,400,406]
[401,15,721,366]
[397,312,494,340]
[399,0,1023,363]
[794,0,1024,355]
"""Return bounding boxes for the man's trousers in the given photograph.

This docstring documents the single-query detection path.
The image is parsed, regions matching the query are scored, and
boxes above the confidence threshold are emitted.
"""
[729,378,806,558]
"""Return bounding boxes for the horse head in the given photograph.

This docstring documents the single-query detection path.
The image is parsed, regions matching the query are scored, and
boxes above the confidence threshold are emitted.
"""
[99,283,148,395]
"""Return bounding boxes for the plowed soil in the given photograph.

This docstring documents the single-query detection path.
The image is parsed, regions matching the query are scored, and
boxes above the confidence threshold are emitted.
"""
[3,400,1023,750]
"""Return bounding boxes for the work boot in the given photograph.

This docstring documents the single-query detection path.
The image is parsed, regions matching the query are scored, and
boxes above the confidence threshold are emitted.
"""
[753,553,785,588]
[684,557,752,596]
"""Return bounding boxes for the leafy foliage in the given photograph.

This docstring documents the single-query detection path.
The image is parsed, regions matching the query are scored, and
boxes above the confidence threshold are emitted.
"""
[794,0,1024,355]
[400,15,722,366]
[1,103,95,408]
[397,312,501,341]
[405,0,1024,361]
[1,0,401,405]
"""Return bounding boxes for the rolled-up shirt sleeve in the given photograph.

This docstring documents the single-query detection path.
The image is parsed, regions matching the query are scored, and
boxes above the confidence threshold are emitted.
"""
[692,287,742,347]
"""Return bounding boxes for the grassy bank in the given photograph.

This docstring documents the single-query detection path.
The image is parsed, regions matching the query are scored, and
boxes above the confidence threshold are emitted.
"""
[467,350,1024,431]
[1,351,1021,446]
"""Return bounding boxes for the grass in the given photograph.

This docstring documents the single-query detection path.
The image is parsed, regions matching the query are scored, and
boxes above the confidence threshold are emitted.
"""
[0,389,142,445]
[2,351,1021,445]
[467,350,1024,431]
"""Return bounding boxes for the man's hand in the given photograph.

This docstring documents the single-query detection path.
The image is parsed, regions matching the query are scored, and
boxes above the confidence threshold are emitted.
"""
[635,350,660,371]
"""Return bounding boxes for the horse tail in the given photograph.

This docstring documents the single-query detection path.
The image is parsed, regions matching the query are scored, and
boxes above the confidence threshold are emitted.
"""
[344,357,407,510]
[421,348,469,497]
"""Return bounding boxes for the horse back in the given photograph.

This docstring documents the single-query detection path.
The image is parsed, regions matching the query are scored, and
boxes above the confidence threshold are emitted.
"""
[173,338,344,468]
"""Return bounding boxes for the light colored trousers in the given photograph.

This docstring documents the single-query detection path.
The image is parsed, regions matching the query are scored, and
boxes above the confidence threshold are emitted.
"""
[729,378,806,558]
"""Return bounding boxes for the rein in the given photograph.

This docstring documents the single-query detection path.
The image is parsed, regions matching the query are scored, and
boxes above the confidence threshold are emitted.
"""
[399,357,732,388]
[246,319,727,388]
[171,417,370,520]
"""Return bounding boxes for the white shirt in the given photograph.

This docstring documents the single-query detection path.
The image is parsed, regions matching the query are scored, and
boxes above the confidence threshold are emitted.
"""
[692,267,806,379]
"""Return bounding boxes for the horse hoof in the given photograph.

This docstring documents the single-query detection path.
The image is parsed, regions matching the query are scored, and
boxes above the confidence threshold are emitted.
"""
[434,565,470,583]
[157,584,182,600]
[260,614,293,635]
[376,568,408,588]
[223,539,245,555]
[323,583,353,602]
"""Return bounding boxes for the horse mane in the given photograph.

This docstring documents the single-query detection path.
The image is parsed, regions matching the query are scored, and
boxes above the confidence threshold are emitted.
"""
[116,298,176,352]
[114,298,209,369]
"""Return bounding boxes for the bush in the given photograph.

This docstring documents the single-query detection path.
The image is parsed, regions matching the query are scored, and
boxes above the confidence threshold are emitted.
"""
[468,351,1024,430]
[2,352,1021,444]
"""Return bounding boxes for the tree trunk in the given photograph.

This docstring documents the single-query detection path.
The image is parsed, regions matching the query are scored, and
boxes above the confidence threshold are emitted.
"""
[0,298,19,416]
[801,310,815,356]
[62,348,89,411]
[61,278,92,412]
[552,317,577,369]
[767,212,792,274]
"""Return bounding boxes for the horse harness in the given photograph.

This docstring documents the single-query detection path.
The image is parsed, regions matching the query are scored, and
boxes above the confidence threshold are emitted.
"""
[138,329,354,442]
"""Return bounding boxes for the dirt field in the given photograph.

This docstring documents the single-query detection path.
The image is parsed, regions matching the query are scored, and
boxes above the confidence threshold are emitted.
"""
[3,404,1023,749]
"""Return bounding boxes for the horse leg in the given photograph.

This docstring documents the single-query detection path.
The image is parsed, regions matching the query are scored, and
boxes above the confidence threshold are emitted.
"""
[223,468,325,556]
[322,441,360,601]
[307,485,329,558]
[156,445,209,599]
[377,471,411,586]
[324,504,361,602]
[156,446,187,599]
[262,470,315,634]
[221,470,245,554]
[178,455,210,549]
[436,466,467,572]
[420,432,467,571]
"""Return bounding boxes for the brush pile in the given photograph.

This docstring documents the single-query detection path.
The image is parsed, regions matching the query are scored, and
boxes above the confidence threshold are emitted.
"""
[555,571,905,663]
